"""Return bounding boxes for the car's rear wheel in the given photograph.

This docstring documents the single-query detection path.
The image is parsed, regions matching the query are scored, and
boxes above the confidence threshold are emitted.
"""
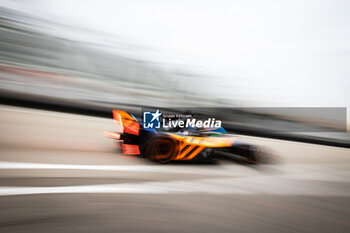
[144,137,179,163]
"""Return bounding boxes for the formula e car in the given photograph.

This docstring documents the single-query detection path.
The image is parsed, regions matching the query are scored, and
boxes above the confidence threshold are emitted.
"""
[104,110,268,164]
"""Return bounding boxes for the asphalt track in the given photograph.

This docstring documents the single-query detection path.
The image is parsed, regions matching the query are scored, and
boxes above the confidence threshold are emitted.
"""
[0,105,350,233]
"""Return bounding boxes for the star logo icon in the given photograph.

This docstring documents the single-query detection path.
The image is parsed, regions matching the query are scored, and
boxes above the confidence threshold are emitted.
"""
[150,109,161,122]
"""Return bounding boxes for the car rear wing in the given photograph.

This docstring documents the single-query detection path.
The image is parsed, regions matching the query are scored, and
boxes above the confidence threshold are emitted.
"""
[112,110,140,136]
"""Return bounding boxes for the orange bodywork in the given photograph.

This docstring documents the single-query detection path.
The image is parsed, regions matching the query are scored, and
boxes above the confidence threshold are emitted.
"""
[122,144,140,155]
[168,134,236,160]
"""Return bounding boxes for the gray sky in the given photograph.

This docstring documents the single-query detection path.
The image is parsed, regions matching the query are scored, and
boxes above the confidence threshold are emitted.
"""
[3,0,350,107]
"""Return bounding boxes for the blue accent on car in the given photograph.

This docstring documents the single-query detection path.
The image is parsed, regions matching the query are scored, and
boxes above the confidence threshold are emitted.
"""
[206,127,227,134]
[130,113,138,123]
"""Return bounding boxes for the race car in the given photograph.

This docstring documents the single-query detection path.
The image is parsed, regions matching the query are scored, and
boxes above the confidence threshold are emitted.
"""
[104,110,269,164]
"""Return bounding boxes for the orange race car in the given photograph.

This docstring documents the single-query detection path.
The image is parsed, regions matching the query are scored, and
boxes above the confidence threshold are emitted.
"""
[105,110,268,164]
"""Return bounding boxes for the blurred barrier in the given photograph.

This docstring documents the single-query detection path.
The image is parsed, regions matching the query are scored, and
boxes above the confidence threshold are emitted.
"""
[0,5,349,149]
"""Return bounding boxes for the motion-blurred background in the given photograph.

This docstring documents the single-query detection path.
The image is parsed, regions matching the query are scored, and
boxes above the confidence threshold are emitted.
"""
[1,0,349,143]
[1,0,350,107]
[1,1,350,233]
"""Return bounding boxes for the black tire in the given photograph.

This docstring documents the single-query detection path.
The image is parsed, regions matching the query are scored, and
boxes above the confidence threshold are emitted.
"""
[144,136,179,163]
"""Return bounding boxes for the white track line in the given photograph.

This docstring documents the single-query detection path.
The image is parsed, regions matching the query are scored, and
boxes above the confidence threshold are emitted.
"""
[0,161,261,176]
[0,174,349,196]
[1,161,350,177]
